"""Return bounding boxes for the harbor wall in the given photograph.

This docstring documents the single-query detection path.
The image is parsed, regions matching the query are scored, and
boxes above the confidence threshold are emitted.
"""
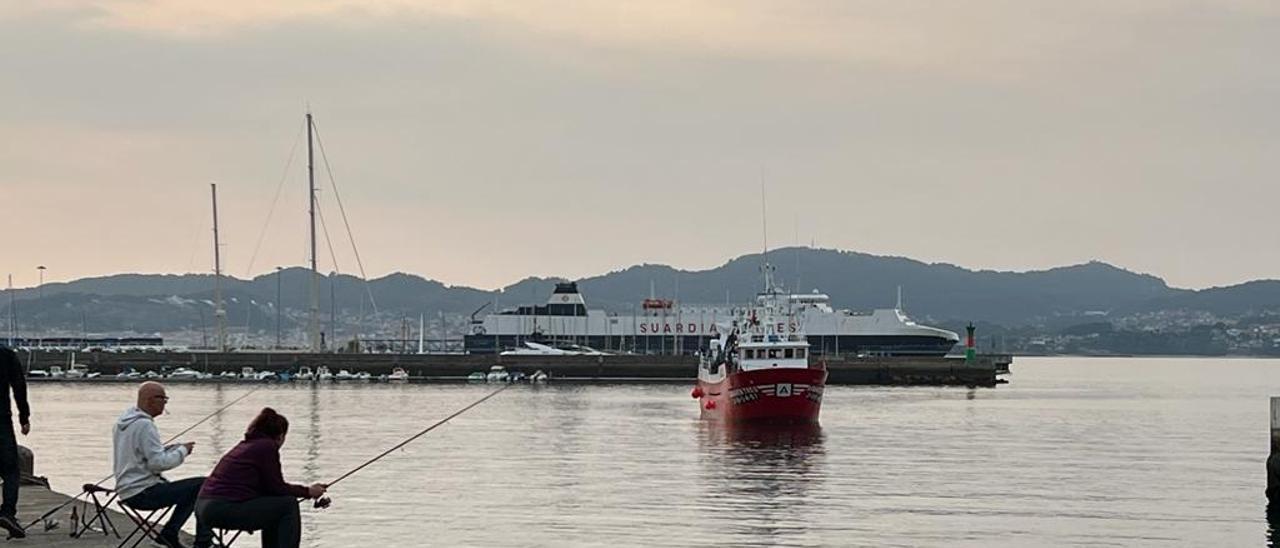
[19,350,1010,386]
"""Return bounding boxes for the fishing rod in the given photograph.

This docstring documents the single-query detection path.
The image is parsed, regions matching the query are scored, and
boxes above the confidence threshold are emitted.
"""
[25,384,267,530]
[309,383,512,508]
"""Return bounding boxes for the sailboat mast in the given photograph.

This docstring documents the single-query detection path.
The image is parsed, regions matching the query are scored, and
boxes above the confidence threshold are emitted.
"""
[7,274,14,346]
[211,183,227,352]
[307,112,321,352]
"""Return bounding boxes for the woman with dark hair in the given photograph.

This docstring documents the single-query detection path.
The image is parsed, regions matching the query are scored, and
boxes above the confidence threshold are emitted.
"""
[195,408,326,548]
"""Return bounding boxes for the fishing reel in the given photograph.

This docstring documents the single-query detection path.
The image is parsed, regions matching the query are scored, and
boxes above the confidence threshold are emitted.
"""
[313,497,332,510]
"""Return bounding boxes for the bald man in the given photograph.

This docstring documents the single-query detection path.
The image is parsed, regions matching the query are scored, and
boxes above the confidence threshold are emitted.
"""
[113,382,213,548]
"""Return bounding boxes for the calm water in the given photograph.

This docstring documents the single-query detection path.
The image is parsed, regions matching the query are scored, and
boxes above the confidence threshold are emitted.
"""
[18,357,1280,546]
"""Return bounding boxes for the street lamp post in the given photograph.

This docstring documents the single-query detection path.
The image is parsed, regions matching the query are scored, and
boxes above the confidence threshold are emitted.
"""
[36,265,45,348]
[276,267,283,349]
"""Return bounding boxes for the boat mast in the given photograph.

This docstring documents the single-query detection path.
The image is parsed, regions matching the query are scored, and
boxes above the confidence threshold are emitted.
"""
[211,183,227,352]
[6,274,14,346]
[307,112,321,352]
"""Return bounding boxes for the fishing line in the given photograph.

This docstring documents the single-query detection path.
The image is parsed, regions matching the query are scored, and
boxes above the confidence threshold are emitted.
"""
[307,383,512,509]
[24,384,267,530]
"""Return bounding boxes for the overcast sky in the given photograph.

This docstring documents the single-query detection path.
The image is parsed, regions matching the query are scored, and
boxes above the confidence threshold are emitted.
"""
[1,1,1276,291]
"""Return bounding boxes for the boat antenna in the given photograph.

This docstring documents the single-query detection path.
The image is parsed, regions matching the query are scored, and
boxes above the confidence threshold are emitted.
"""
[211,183,227,353]
[896,285,903,311]
[759,174,774,294]
[794,213,801,293]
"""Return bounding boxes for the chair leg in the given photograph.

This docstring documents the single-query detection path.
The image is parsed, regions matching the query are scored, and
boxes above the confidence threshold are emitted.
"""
[74,492,120,538]
[116,505,173,548]
[92,493,122,538]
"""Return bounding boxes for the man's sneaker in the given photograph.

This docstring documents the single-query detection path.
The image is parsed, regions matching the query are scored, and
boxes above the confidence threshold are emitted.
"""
[0,514,26,539]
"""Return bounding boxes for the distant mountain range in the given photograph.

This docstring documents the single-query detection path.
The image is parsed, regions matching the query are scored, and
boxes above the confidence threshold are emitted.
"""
[2,248,1278,340]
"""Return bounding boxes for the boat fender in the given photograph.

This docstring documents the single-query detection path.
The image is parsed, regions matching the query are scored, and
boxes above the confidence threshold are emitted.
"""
[691,387,704,399]
[704,400,716,410]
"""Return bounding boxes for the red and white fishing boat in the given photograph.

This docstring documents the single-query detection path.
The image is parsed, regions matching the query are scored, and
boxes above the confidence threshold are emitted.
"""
[692,266,827,423]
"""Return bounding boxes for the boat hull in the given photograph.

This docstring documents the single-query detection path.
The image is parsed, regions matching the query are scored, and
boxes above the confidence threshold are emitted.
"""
[697,367,827,423]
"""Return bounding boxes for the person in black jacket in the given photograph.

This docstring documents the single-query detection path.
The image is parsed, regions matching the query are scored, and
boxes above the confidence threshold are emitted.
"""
[0,346,30,539]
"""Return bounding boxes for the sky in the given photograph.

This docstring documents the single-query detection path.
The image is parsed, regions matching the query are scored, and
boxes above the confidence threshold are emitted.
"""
[1,1,1277,291]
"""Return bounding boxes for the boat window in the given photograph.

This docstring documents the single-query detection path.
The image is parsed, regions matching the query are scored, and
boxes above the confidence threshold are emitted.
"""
[784,349,794,359]
[767,349,779,359]
[797,349,806,359]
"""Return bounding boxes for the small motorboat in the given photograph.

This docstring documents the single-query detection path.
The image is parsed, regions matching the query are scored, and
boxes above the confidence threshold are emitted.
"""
[486,365,510,383]
[466,372,486,383]
[334,369,356,381]
[240,367,256,380]
[355,371,372,381]
[388,368,410,382]
[530,370,549,383]
[318,366,334,382]
[296,366,315,382]
[508,371,528,383]
[167,367,202,381]
[255,370,278,382]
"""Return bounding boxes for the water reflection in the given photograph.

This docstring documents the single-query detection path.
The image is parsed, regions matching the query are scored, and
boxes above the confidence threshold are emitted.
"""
[208,383,227,456]
[303,385,322,545]
[697,422,826,546]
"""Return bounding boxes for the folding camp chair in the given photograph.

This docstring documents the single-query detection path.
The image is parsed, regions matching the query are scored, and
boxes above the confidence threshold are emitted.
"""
[213,527,251,547]
[70,483,121,539]
[115,499,174,548]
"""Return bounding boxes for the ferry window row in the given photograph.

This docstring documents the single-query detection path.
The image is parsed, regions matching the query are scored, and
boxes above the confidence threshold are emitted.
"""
[743,348,805,360]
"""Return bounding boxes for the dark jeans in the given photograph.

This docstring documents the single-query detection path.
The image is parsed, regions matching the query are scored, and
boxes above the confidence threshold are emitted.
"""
[0,419,17,518]
[123,477,213,545]
[196,497,300,548]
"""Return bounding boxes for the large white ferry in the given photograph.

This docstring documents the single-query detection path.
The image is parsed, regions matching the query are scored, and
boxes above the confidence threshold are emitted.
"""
[464,282,959,356]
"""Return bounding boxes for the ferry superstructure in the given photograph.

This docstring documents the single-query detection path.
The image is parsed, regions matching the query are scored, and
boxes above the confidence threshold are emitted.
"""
[464,282,959,356]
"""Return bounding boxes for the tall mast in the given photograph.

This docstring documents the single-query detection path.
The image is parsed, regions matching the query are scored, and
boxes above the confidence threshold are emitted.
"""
[211,183,227,352]
[7,274,14,346]
[307,112,321,352]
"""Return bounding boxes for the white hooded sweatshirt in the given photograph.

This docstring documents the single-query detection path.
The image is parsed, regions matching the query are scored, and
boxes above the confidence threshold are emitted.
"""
[112,406,189,501]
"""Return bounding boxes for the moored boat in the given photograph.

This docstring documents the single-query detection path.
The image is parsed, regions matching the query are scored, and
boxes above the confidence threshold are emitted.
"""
[693,265,827,424]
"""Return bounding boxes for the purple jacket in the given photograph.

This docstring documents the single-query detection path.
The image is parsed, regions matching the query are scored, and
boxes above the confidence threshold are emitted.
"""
[198,434,310,502]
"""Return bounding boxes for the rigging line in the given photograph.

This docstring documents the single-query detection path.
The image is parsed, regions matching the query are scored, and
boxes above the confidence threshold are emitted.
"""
[245,120,306,278]
[309,120,379,315]
[184,209,205,272]
[315,198,342,276]
[24,385,267,529]
[323,384,511,489]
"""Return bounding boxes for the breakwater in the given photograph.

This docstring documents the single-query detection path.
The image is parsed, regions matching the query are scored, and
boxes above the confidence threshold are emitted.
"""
[19,350,1011,386]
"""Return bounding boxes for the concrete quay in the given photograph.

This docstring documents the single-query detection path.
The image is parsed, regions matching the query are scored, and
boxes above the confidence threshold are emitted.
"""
[21,350,1011,386]
[13,485,194,547]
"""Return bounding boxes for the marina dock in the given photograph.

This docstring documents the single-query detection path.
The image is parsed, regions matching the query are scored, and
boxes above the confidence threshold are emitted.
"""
[20,350,1011,386]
